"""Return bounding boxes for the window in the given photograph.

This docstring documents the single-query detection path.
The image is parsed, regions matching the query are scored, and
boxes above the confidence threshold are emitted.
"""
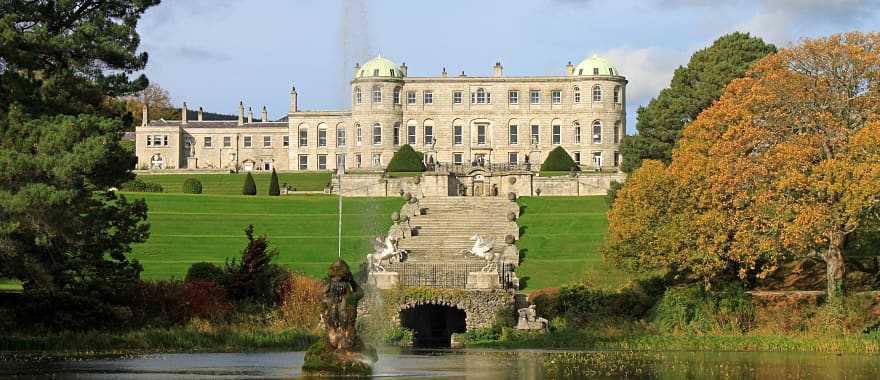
[355,87,362,104]
[299,128,308,147]
[530,90,540,104]
[407,124,416,145]
[574,122,582,144]
[203,136,212,148]
[223,136,231,147]
[298,155,308,170]
[393,87,401,104]
[355,154,362,168]
[574,152,581,165]
[244,136,252,148]
[509,124,518,145]
[373,68,379,76]
[318,155,327,170]
[283,135,289,147]
[318,128,327,147]
[592,85,602,102]
[393,123,400,145]
[508,152,518,164]
[424,124,433,145]
[531,124,540,145]
[477,124,487,145]
[593,67,599,75]
[356,124,363,145]
[146,135,152,146]
[454,124,463,145]
[475,88,487,104]
[423,90,433,104]
[614,86,621,104]
[614,152,620,167]
[372,123,382,145]
[614,121,620,143]
[407,91,416,104]
[592,151,602,167]
[552,90,561,104]
[593,120,602,143]
[163,136,168,146]
[263,135,272,147]
[371,153,381,168]
[372,85,381,103]
[509,90,519,104]
[552,124,561,145]
[337,127,346,147]
[453,91,462,104]
[453,153,463,165]
[574,86,581,103]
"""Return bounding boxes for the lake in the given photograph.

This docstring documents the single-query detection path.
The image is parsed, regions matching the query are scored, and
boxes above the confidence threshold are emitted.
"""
[1,349,878,379]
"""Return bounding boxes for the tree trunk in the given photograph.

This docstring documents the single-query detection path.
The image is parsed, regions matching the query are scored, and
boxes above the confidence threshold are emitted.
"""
[822,232,847,300]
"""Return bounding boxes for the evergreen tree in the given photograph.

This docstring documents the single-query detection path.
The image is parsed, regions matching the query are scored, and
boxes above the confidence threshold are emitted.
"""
[620,32,776,173]
[242,172,257,195]
[386,144,426,172]
[268,169,280,196]
[540,146,578,172]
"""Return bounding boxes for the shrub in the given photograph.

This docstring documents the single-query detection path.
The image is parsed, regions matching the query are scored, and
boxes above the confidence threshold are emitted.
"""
[268,168,280,196]
[540,146,579,172]
[182,178,203,194]
[16,290,122,331]
[605,180,623,207]
[185,262,226,284]
[651,283,754,333]
[183,281,231,319]
[133,280,190,326]
[382,326,415,346]
[120,178,163,192]
[242,172,257,195]
[273,274,324,332]
[225,225,288,304]
[386,144,426,172]
[529,288,561,321]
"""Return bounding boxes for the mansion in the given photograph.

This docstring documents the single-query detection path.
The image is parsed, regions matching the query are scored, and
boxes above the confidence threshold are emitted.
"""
[136,55,626,172]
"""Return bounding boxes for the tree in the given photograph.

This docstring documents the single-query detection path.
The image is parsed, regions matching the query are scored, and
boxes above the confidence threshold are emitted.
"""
[268,169,280,196]
[225,225,285,304]
[242,172,257,195]
[540,146,578,172]
[606,32,880,299]
[123,83,177,127]
[386,144,426,172]
[620,32,776,173]
[0,1,159,296]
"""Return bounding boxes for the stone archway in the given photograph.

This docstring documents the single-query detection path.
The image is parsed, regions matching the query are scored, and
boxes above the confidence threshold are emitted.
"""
[399,303,466,347]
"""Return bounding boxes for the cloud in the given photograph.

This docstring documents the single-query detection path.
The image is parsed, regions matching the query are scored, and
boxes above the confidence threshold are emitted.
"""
[734,0,880,45]
[598,47,686,107]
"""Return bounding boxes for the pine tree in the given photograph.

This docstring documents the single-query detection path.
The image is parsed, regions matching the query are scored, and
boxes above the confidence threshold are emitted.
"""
[268,169,280,196]
[242,172,257,195]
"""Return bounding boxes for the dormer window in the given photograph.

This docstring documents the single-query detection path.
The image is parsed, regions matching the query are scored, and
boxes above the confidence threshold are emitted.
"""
[593,67,599,75]
[578,69,583,75]
[373,69,379,76]
[390,69,395,77]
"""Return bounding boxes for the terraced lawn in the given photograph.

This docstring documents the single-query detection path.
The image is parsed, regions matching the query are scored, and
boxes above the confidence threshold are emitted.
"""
[135,172,332,194]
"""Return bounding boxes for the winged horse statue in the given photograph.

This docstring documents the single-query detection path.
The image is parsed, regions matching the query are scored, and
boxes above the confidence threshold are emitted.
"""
[461,234,498,272]
[367,235,407,272]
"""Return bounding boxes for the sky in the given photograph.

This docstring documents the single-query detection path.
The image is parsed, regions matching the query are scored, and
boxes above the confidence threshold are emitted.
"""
[136,0,880,133]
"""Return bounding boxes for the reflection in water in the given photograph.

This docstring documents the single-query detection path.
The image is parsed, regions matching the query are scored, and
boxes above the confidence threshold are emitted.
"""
[1,349,878,379]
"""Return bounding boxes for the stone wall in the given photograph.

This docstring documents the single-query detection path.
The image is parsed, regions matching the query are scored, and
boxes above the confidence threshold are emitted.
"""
[362,288,515,331]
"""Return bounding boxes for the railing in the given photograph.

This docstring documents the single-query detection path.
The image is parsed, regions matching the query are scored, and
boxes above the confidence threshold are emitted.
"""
[431,162,533,175]
[383,261,517,289]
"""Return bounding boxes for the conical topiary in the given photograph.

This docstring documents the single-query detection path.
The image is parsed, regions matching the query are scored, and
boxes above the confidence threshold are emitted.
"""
[540,146,579,172]
[268,168,280,196]
[386,144,426,172]
[242,172,257,195]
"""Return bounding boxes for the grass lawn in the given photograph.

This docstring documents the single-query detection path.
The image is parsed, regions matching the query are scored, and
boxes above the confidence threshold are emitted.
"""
[128,192,402,280]
[516,196,633,291]
[0,279,22,292]
[136,172,332,194]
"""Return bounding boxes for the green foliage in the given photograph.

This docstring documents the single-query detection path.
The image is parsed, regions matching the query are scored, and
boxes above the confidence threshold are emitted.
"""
[386,144,426,172]
[540,146,579,172]
[120,178,163,192]
[182,178,203,194]
[382,326,415,346]
[605,180,624,208]
[268,169,280,196]
[302,338,373,377]
[185,262,226,284]
[652,283,754,333]
[224,225,287,305]
[620,32,776,173]
[242,172,257,195]
[135,172,331,194]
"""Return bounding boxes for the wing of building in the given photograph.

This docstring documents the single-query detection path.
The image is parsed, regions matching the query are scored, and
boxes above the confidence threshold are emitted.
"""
[136,55,626,172]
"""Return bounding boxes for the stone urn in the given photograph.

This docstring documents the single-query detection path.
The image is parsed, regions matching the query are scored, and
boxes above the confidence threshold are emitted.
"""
[403,192,412,201]
[508,176,517,184]
[413,176,421,184]
[507,212,517,222]
[505,234,516,245]
[391,211,400,223]
[507,192,517,201]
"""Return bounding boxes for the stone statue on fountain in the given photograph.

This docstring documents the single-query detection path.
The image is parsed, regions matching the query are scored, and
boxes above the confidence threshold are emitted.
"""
[367,235,407,272]
[516,304,549,333]
[461,234,498,272]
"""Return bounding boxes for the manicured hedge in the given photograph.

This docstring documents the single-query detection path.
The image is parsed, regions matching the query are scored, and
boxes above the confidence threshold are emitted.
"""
[386,144,426,172]
[540,146,579,172]
[242,172,257,195]
[120,178,163,192]
[268,169,280,196]
[182,178,203,194]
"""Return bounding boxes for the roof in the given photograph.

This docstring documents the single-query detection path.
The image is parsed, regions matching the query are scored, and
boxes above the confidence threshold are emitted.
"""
[574,55,619,76]
[144,120,288,129]
[356,55,404,79]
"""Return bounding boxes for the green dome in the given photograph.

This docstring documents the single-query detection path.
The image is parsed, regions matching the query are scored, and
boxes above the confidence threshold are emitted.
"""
[574,55,618,76]
[356,55,404,78]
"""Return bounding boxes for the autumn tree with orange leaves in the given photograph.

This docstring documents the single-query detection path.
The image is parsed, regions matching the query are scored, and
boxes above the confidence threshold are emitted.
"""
[606,32,880,299]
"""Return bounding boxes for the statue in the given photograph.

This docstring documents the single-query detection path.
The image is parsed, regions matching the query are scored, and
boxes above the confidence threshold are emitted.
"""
[367,235,407,272]
[516,304,549,333]
[461,234,498,272]
[301,260,376,376]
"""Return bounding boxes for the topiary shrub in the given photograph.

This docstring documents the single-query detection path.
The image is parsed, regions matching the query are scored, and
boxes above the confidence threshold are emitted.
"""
[120,178,163,192]
[242,172,257,195]
[182,178,203,194]
[540,146,579,172]
[268,168,280,196]
[186,262,227,284]
[386,144,426,172]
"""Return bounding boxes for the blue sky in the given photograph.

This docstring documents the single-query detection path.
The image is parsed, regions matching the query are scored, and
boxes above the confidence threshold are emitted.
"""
[137,0,880,132]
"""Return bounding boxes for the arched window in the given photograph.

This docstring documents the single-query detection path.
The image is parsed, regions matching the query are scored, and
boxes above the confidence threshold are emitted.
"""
[476,88,486,104]
[573,86,581,103]
[393,122,401,145]
[336,125,346,147]
[355,123,362,145]
[573,122,581,144]
[592,85,602,102]
[592,120,602,144]
[372,85,381,103]
[355,87,362,104]
[393,87,401,105]
[317,124,328,147]
[372,122,382,145]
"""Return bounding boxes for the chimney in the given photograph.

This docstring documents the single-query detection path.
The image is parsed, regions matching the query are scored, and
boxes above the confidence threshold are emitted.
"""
[261,106,268,122]
[441,67,447,78]
[459,70,466,77]
[247,107,253,124]
[566,61,574,76]
[237,101,244,126]
[494,62,503,77]
[289,84,298,113]
[399,62,408,77]
[353,62,360,77]
[141,104,149,127]
[181,102,188,124]
[197,106,203,121]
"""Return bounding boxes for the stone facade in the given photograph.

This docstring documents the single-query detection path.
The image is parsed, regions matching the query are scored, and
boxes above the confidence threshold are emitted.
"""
[136,55,627,173]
